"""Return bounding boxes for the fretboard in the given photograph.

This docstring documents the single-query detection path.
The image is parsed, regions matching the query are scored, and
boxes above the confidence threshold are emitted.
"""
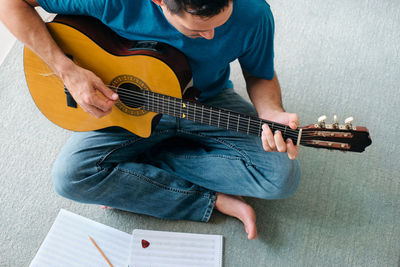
[142,90,299,142]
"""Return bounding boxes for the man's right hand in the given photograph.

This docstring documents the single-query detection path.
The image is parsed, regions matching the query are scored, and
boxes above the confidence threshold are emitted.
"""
[0,1,118,119]
[59,62,119,118]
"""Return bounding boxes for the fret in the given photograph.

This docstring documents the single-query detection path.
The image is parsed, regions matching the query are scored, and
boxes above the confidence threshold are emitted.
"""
[148,91,151,111]
[159,94,162,114]
[250,118,259,136]
[153,92,156,112]
[209,107,212,126]
[284,125,287,138]
[258,119,262,137]
[180,99,183,118]
[271,122,275,132]
[193,102,196,121]
[158,94,161,113]
[152,92,155,112]
[189,102,192,120]
[227,111,230,130]
[157,92,160,113]
[173,96,176,116]
[161,95,164,114]
[144,90,149,110]
[247,116,250,134]
[153,93,157,113]
[201,105,204,124]
[155,93,159,113]
[237,114,240,132]
[186,102,190,120]
[218,110,221,128]
[166,95,169,115]
[222,110,228,129]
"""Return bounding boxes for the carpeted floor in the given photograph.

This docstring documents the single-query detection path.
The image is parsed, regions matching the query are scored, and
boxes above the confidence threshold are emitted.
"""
[1,0,399,266]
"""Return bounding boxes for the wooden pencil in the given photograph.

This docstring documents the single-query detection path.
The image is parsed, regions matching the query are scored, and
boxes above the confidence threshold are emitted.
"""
[88,235,114,267]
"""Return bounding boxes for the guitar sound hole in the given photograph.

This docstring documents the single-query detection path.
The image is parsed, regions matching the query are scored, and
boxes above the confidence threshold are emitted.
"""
[118,83,144,108]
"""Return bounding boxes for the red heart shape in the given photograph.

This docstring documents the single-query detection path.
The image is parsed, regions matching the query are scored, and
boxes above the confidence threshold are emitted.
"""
[141,239,150,248]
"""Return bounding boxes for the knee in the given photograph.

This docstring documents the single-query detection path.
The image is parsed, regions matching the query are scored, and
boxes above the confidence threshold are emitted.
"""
[276,158,301,198]
[258,156,302,199]
[51,153,91,201]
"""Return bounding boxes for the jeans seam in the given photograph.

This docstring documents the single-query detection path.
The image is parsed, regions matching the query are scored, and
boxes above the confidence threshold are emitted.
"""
[115,166,214,197]
[201,192,216,222]
[177,129,254,165]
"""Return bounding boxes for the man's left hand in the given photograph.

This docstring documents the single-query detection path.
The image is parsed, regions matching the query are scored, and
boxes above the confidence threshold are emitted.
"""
[260,111,299,160]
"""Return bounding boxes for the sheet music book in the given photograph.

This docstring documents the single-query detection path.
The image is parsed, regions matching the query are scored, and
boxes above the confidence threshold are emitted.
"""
[30,209,223,267]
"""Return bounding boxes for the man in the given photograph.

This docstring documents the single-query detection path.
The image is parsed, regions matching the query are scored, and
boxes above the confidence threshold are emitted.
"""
[0,0,301,240]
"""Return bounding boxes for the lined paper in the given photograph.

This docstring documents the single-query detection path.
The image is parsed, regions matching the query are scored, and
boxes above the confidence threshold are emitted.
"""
[129,229,223,267]
[30,209,131,267]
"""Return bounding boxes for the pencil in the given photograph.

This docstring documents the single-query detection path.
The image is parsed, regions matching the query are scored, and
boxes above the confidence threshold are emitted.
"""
[88,235,114,267]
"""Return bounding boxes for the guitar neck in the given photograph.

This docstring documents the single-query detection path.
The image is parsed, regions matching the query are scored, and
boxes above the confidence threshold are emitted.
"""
[142,90,300,142]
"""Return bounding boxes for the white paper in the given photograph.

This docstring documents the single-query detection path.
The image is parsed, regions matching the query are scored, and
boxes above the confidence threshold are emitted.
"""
[30,209,131,267]
[129,229,223,267]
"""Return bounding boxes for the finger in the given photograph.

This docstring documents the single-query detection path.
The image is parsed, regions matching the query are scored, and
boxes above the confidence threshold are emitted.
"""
[286,138,298,160]
[274,130,287,152]
[96,80,119,101]
[262,124,276,151]
[288,113,299,130]
[261,127,272,152]
[89,93,115,113]
[84,104,110,118]
[79,93,112,118]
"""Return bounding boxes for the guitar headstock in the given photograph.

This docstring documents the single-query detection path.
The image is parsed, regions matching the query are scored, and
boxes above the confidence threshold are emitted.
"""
[300,115,372,152]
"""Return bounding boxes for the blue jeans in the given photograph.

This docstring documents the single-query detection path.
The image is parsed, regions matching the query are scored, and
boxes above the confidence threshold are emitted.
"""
[52,88,301,222]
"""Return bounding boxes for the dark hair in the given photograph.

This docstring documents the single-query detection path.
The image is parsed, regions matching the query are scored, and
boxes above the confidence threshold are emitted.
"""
[163,0,232,17]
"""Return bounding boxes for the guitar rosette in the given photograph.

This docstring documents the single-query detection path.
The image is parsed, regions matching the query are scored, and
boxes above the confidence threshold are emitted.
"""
[110,75,150,116]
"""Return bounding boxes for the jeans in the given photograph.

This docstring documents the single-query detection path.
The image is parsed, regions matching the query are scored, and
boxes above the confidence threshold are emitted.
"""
[52,88,301,222]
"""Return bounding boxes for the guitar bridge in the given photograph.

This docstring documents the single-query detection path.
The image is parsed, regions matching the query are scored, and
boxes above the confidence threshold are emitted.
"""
[64,54,77,108]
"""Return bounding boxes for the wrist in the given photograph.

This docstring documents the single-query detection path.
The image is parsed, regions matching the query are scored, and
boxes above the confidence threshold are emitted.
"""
[258,107,285,120]
[51,54,76,79]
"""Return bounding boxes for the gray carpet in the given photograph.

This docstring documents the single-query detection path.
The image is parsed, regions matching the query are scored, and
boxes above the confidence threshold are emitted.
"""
[1,0,399,266]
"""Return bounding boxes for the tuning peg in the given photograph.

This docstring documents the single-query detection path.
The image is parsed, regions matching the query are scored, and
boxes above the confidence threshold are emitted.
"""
[345,117,354,129]
[333,115,339,128]
[318,115,327,128]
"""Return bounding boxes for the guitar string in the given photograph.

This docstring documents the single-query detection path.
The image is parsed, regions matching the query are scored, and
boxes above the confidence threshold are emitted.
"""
[107,85,300,135]
[107,85,318,140]
[109,86,321,140]
[112,88,304,140]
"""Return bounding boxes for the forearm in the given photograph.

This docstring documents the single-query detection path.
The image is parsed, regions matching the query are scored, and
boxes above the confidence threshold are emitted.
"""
[0,0,73,77]
[245,71,299,158]
[244,71,284,118]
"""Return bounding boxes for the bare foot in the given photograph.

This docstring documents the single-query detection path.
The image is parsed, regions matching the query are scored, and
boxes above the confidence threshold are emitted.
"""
[214,193,258,240]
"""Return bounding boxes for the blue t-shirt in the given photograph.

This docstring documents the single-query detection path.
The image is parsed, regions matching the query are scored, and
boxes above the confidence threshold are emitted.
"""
[38,0,275,100]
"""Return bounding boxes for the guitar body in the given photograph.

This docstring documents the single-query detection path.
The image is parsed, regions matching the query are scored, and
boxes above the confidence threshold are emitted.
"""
[24,15,192,137]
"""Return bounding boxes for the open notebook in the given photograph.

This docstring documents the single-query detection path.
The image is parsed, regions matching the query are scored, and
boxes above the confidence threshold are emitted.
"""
[30,209,223,267]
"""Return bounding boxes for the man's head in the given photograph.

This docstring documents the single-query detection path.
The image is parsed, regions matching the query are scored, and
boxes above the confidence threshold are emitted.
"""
[152,0,233,39]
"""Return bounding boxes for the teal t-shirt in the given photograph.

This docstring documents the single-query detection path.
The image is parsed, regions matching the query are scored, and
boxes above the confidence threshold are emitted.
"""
[38,0,275,100]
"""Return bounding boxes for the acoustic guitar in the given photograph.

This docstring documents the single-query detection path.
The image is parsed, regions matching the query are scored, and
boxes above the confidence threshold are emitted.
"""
[24,15,371,152]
